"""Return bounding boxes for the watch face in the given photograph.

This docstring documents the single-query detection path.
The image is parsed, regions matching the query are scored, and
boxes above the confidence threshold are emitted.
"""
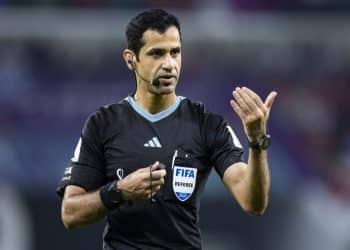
[108,183,123,204]
[260,135,271,150]
[109,191,120,203]
[249,134,271,150]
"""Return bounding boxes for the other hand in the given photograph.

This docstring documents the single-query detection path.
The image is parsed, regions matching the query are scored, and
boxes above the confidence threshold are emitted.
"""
[230,86,277,142]
[118,162,166,201]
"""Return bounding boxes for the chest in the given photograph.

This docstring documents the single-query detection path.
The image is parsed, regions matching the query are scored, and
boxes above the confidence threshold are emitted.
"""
[102,113,210,181]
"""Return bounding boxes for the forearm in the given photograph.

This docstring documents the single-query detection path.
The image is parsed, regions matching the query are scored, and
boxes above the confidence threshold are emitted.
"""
[244,148,270,214]
[227,86,276,215]
[61,187,107,229]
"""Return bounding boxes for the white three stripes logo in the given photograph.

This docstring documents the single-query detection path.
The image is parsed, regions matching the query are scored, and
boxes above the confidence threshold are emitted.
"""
[144,137,162,148]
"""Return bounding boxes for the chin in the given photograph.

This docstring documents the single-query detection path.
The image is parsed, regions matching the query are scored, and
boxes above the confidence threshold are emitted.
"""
[156,89,175,95]
[151,84,176,95]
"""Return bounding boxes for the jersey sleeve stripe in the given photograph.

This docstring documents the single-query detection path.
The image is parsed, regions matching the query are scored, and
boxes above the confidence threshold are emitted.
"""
[71,137,82,162]
[226,125,243,149]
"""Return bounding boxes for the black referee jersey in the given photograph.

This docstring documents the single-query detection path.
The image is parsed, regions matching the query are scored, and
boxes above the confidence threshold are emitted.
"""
[57,95,244,250]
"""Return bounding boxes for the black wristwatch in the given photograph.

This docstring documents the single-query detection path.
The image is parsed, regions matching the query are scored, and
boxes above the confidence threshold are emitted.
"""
[107,180,124,205]
[100,180,124,209]
[248,134,271,150]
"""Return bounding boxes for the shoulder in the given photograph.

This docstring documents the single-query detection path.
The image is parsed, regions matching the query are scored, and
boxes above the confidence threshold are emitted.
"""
[79,98,131,143]
[87,98,129,122]
[180,97,205,114]
[98,98,129,116]
[180,97,225,130]
[81,98,130,133]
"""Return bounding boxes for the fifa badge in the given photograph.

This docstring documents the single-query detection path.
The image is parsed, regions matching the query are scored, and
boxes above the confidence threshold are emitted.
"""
[172,166,197,202]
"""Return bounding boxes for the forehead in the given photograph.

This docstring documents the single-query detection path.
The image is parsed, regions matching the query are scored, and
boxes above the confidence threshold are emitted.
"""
[141,26,181,52]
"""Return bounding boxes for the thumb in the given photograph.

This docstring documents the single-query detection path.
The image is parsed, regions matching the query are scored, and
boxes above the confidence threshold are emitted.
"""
[150,161,160,171]
[264,91,278,109]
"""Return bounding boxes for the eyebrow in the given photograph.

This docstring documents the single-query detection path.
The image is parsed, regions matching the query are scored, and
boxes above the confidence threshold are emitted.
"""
[146,48,165,55]
[171,47,181,52]
[146,46,181,55]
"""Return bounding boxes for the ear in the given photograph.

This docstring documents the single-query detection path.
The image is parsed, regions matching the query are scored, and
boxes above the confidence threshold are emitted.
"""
[123,49,135,71]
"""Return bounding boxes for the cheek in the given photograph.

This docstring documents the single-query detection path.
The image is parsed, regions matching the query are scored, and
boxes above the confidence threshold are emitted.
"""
[177,58,182,70]
[141,61,157,75]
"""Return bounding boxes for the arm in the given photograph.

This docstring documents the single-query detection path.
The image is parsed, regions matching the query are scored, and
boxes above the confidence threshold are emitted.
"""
[61,162,166,229]
[61,185,106,229]
[223,86,277,216]
[223,149,270,216]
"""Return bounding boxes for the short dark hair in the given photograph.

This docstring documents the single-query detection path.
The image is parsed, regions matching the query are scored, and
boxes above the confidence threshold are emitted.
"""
[125,9,181,60]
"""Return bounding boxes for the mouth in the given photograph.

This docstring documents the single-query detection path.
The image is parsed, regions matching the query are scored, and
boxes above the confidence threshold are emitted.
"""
[158,75,176,80]
[157,75,177,86]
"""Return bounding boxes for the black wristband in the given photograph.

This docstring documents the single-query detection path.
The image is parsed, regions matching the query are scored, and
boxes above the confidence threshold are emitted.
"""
[248,134,271,150]
[99,181,121,210]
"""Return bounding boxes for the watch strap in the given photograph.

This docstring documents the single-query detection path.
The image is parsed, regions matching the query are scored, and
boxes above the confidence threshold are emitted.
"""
[100,181,122,210]
[248,134,271,150]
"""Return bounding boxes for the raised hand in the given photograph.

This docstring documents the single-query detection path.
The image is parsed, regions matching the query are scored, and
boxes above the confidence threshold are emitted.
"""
[118,161,167,201]
[230,87,277,142]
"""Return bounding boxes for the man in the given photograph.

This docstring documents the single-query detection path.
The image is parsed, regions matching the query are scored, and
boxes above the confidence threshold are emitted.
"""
[57,9,277,250]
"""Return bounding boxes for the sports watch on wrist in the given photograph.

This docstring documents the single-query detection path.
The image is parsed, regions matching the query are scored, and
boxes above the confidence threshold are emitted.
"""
[107,180,124,205]
[248,134,271,150]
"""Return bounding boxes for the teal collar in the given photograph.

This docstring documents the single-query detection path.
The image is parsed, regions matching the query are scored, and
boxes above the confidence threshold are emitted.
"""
[126,95,186,122]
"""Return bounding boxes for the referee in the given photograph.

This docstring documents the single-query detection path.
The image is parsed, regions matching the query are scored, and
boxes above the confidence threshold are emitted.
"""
[57,9,277,250]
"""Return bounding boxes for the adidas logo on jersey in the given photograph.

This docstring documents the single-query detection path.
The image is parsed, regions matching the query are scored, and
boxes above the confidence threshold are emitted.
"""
[144,137,162,148]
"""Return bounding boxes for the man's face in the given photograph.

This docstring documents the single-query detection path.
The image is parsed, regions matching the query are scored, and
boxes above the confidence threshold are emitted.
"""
[136,26,182,95]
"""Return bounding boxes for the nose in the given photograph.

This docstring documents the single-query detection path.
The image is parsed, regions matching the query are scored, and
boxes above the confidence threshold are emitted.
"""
[161,54,177,72]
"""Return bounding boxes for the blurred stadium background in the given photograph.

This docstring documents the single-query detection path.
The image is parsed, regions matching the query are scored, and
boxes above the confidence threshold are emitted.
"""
[0,1,350,250]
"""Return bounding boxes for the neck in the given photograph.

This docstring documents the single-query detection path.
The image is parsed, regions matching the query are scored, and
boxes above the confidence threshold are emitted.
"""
[134,89,177,114]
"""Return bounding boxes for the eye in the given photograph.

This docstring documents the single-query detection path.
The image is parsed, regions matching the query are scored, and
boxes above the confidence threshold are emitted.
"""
[153,51,162,56]
[148,49,164,58]
[171,48,181,57]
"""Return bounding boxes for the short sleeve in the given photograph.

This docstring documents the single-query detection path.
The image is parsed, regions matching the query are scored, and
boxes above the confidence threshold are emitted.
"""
[56,113,106,197]
[205,114,244,178]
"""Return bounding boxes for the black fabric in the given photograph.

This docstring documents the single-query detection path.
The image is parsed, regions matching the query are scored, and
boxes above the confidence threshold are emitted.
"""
[57,113,106,196]
[99,181,122,210]
[57,97,244,250]
[205,114,245,178]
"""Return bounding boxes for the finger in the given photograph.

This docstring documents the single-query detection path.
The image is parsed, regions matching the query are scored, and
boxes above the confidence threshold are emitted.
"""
[230,99,245,119]
[151,169,167,179]
[233,88,250,114]
[152,185,161,192]
[150,161,160,171]
[138,161,159,173]
[145,193,152,200]
[146,190,158,199]
[149,187,161,199]
[264,91,278,110]
[242,87,267,115]
[148,192,158,199]
[236,87,257,112]
[147,179,164,188]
